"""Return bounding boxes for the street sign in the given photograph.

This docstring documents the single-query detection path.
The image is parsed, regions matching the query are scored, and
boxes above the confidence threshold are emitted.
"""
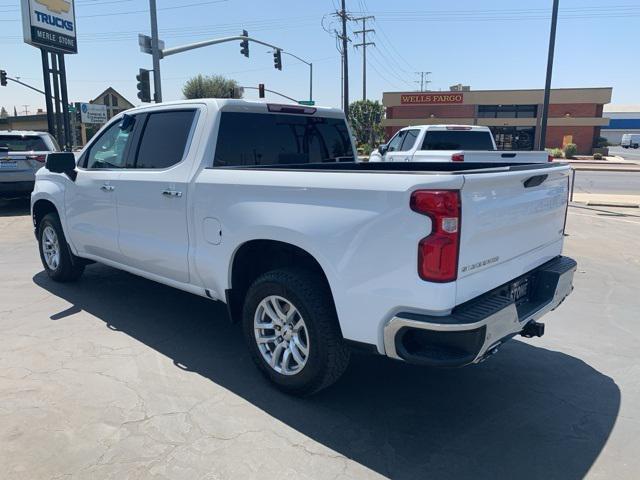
[79,103,107,124]
[20,0,77,54]
[138,34,165,54]
[298,100,315,106]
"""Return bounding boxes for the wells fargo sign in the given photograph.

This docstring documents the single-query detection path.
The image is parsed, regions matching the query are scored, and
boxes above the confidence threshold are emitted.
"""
[400,93,464,104]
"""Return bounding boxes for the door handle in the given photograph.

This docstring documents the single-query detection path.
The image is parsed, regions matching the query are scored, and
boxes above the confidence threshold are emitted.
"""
[100,184,114,192]
[162,189,183,198]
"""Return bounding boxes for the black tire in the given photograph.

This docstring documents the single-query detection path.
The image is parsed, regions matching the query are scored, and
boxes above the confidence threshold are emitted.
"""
[37,212,85,282]
[242,268,350,395]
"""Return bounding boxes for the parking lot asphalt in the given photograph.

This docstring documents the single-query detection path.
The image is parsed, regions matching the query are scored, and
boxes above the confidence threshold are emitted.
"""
[1,197,639,480]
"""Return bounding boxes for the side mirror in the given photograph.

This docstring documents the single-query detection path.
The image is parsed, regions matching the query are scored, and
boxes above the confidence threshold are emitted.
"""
[378,143,388,155]
[45,152,76,175]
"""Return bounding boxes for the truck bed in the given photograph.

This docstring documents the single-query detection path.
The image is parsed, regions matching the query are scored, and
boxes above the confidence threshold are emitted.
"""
[212,161,566,174]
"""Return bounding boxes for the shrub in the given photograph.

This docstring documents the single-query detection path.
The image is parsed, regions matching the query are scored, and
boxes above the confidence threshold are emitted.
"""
[563,143,578,159]
[593,152,603,160]
[595,136,609,148]
[550,148,564,159]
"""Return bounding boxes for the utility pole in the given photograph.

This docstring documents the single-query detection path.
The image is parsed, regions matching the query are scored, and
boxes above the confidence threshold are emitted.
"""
[339,0,350,117]
[149,0,162,102]
[415,71,431,92]
[539,0,559,151]
[353,16,375,101]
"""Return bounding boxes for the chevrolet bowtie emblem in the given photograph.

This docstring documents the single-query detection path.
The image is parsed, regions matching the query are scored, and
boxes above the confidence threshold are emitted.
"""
[35,0,71,14]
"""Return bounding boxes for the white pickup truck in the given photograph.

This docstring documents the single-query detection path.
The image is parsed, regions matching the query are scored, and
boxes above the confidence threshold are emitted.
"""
[369,125,552,163]
[31,100,576,395]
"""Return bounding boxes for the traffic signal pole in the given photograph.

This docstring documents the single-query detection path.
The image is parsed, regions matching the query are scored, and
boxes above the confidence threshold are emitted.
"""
[539,0,559,151]
[149,0,162,102]
[140,33,312,102]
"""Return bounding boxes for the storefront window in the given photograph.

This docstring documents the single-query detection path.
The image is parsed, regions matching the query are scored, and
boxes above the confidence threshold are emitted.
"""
[491,126,536,150]
[478,105,538,118]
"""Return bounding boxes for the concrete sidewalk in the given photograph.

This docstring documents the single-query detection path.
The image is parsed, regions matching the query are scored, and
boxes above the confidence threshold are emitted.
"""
[571,193,640,208]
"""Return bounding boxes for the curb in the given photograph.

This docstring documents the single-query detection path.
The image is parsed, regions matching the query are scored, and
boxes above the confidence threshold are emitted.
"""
[572,200,640,209]
[571,168,640,173]
[586,201,639,208]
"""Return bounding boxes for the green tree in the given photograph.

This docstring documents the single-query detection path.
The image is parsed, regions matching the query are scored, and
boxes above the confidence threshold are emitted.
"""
[0,107,8,118]
[348,100,385,150]
[182,74,243,99]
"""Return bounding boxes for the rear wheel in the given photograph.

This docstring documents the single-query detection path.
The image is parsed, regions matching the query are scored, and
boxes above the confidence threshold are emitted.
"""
[37,213,84,282]
[242,268,350,395]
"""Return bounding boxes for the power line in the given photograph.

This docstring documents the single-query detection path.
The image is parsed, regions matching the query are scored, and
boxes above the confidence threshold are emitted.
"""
[0,0,228,20]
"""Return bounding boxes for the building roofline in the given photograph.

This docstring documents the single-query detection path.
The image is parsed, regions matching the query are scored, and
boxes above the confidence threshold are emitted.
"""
[383,86,613,94]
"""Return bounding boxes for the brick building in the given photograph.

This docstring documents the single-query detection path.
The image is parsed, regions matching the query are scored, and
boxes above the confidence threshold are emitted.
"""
[382,87,612,154]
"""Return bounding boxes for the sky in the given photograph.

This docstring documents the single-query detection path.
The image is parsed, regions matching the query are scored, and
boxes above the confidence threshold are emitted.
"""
[1,0,639,115]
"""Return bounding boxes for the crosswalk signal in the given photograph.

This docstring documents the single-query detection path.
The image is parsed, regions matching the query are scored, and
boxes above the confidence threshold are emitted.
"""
[273,49,282,71]
[240,30,249,58]
[0,70,7,87]
[136,68,151,103]
[258,83,265,98]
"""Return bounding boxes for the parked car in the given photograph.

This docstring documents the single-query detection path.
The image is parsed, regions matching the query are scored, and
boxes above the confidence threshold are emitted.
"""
[0,130,59,198]
[621,133,640,148]
[31,99,576,395]
[369,125,552,163]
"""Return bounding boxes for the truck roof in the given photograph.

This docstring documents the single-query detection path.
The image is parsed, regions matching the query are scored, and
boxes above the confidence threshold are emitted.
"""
[0,130,51,137]
[399,124,491,132]
[123,99,344,118]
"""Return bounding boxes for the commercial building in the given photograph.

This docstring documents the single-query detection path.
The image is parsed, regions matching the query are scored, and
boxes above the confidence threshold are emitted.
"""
[382,87,612,154]
[0,87,134,147]
[601,104,640,145]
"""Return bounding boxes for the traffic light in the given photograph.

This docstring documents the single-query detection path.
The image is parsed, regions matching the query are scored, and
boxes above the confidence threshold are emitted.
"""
[273,49,282,71]
[0,70,7,87]
[136,68,151,103]
[258,83,265,98]
[240,30,249,58]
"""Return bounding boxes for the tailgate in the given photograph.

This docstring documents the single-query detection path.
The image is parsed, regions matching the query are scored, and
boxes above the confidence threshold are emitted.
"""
[456,165,569,302]
[0,152,42,178]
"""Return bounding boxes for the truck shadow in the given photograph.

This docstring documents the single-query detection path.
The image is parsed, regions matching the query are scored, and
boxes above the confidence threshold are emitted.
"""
[34,265,620,480]
[0,197,31,217]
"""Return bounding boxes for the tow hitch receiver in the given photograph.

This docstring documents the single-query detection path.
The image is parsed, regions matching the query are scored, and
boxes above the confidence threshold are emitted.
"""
[521,320,545,338]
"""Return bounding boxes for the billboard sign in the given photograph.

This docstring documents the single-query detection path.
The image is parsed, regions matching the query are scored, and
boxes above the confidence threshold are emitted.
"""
[80,103,107,124]
[21,0,77,54]
[400,93,464,105]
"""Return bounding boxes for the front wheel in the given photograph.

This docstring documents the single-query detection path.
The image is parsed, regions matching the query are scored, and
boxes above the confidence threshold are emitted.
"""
[37,213,85,282]
[242,268,350,395]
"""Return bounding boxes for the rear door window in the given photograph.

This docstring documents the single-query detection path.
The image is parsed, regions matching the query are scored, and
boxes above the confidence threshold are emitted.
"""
[421,131,495,150]
[214,112,353,166]
[399,129,419,151]
[134,110,197,169]
[0,135,48,151]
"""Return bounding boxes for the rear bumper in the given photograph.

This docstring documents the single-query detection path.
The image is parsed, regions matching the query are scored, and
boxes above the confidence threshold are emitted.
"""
[383,256,577,367]
[0,181,35,197]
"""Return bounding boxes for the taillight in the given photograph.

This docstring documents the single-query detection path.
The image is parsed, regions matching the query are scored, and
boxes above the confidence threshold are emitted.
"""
[451,153,464,162]
[410,190,461,282]
[27,154,46,163]
[548,154,554,163]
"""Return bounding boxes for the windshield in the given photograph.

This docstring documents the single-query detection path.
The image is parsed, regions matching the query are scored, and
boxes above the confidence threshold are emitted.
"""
[0,135,49,152]
[421,130,495,151]
[214,112,354,166]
